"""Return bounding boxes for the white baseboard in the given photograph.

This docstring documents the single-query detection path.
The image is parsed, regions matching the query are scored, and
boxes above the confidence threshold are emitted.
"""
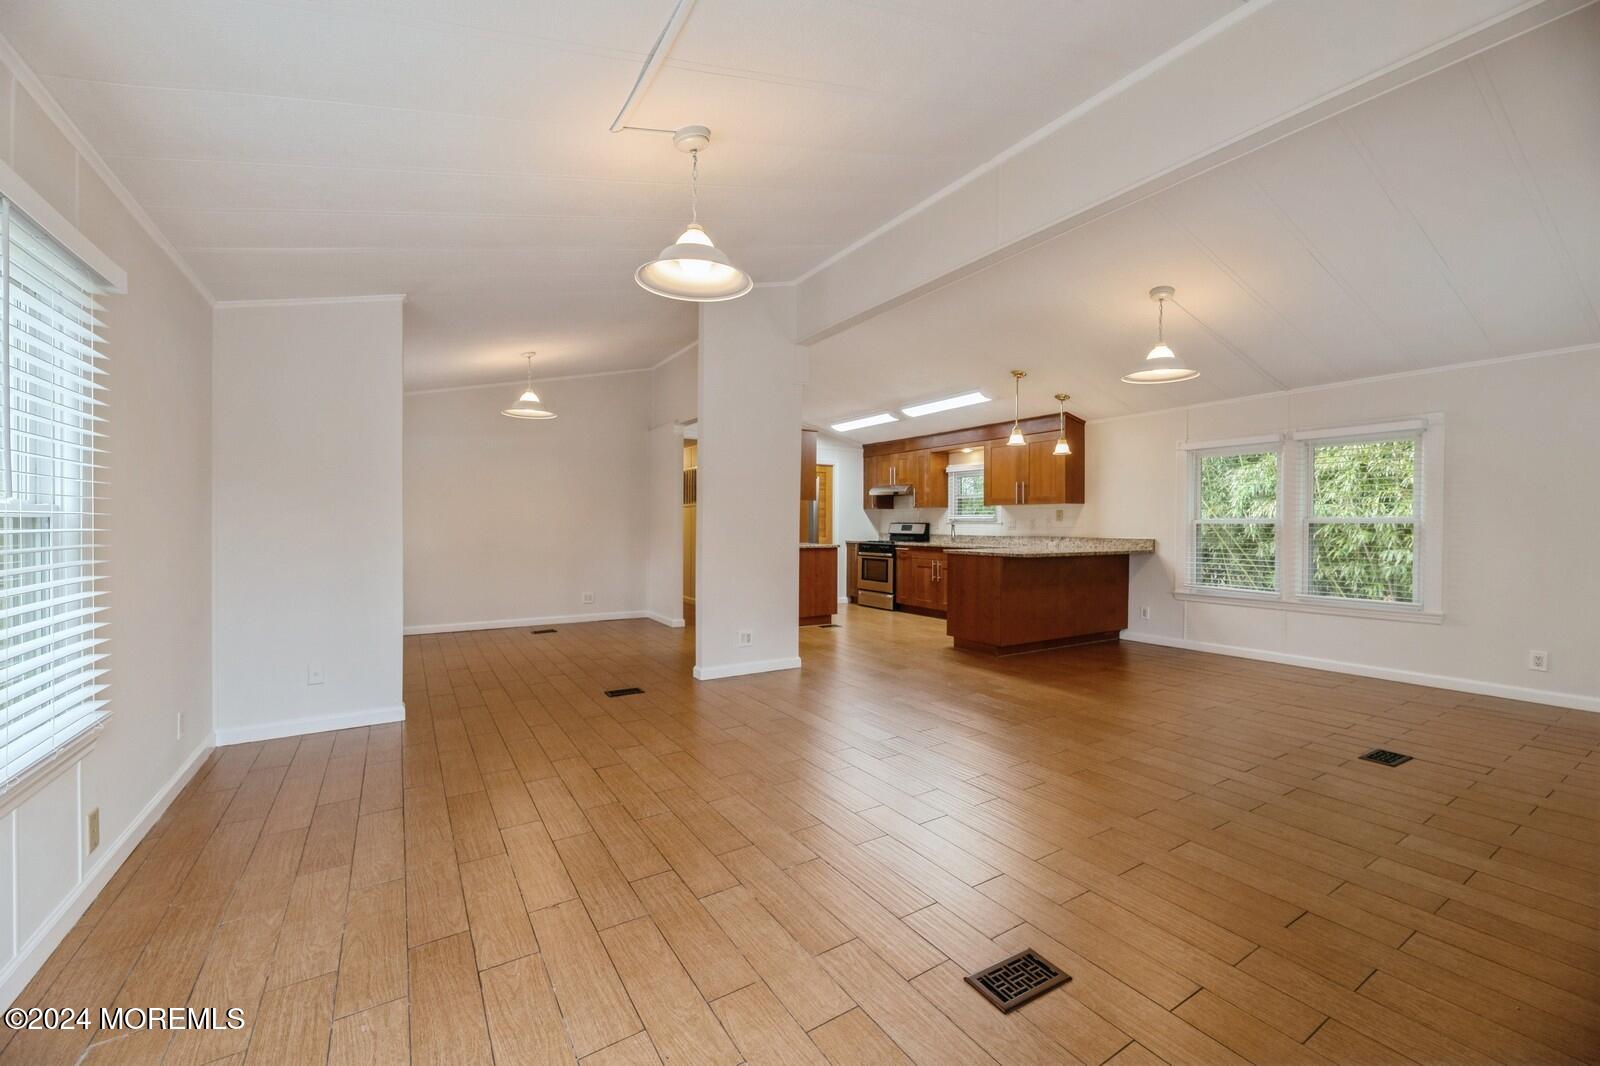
[693,657,803,681]
[1120,631,1600,713]
[0,737,214,1008]
[213,704,406,746]
[403,610,652,635]
[838,596,850,604]
[643,612,686,628]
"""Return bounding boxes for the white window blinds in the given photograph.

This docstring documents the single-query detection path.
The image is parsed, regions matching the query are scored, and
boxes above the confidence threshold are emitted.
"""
[1190,448,1278,593]
[1,198,108,789]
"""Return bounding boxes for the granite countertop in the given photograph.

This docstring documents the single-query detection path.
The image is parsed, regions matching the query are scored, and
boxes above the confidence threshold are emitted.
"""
[799,543,840,550]
[941,536,1155,557]
[844,535,1154,556]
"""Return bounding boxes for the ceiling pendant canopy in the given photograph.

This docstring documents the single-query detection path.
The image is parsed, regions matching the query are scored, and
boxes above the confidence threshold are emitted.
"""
[1053,393,1073,455]
[636,126,753,302]
[502,353,557,420]
[1006,370,1027,446]
[1122,285,1199,384]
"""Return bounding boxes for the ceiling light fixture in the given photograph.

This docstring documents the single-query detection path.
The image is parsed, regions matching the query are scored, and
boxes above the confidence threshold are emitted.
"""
[830,412,898,433]
[1006,370,1027,446]
[901,390,990,418]
[636,126,753,302]
[502,353,557,420]
[1053,394,1073,455]
[1122,286,1199,384]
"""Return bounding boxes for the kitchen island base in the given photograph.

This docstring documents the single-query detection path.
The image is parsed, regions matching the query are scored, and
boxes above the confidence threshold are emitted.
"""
[945,552,1131,656]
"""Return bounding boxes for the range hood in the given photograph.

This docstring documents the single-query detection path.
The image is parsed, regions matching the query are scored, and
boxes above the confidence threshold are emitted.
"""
[867,483,912,497]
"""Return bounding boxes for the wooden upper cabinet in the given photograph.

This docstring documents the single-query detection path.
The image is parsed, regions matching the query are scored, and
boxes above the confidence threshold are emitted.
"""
[913,450,948,508]
[1024,422,1085,505]
[984,440,1027,506]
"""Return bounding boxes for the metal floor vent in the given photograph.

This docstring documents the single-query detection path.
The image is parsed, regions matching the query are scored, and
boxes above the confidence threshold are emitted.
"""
[605,687,645,698]
[1361,749,1413,767]
[965,949,1070,1013]
[530,627,558,635]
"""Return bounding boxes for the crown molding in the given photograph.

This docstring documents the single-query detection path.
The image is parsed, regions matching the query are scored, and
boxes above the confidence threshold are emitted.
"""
[0,30,215,305]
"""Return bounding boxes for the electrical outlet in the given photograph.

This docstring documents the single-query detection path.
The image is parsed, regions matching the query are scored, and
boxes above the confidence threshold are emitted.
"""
[87,808,100,853]
[1528,650,1549,672]
[1139,606,1151,620]
[738,630,753,647]
[1055,509,1064,522]
[582,592,596,605]
[307,663,325,686]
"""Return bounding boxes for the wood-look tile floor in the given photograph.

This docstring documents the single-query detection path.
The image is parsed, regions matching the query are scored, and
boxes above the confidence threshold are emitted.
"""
[7,607,1599,1065]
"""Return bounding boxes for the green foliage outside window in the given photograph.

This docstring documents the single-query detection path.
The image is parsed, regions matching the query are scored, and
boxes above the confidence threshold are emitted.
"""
[950,471,996,519]
[1193,451,1277,592]
[1308,439,1416,603]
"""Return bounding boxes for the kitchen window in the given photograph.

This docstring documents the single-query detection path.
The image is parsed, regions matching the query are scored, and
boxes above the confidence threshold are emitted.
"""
[948,467,996,521]
[1,197,110,792]
[1179,418,1443,618]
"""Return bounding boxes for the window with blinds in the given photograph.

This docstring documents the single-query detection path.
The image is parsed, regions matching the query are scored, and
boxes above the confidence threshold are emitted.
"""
[1190,448,1278,593]
[1304,436,1419,604]
[1,198,108,789]
[948,468,996,520]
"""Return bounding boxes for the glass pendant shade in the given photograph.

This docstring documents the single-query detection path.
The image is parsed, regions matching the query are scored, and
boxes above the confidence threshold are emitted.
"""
[1006,369,1027,446]
[502,354,557,419]
[1052,392,1072,454]
[636,224,752,302]
[1123,287,1199,384]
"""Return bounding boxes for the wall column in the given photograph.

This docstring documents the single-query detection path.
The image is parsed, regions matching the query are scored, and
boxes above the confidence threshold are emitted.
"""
[694,287,803,679]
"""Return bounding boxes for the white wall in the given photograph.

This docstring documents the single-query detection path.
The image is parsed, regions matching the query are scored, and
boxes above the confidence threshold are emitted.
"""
[696,289,803,679]
[0,52,214,1005]
[213,298,404,741]
[1081,349,1600,711]
[404,371,651,632]
[815,434,875,593]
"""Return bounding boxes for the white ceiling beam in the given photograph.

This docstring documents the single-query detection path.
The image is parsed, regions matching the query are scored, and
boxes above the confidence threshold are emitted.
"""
[793,0,1591,346]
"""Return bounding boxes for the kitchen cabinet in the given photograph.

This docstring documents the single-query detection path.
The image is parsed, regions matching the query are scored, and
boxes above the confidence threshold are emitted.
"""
[846,543,859,602]
[895,546,948,614]
[800,429,818,501]
[800,546,838,626]
[862,448,947,509]
[912,450,948,508]
[983,430,1084,506]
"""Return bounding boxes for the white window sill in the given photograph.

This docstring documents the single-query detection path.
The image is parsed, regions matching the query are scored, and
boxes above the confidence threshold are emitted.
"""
[0,719,106,818]
[1174,589,1443,625]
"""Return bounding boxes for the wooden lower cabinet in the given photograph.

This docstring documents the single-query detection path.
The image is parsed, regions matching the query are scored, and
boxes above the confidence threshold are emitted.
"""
[799,546,838,626]
[944,552,1128,654]
[845,543,859,602]
[894,547,947,615]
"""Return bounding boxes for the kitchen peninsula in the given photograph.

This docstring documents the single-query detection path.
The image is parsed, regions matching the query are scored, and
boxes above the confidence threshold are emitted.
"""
[943,537,1154,654]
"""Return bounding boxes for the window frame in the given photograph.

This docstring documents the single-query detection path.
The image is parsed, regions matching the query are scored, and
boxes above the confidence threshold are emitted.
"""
[1180,437,1284,600]
[946,463,997,523]
[1175,417,1444,622]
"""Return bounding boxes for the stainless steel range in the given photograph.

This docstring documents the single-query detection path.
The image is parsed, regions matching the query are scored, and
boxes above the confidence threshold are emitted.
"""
[854,522,930,610]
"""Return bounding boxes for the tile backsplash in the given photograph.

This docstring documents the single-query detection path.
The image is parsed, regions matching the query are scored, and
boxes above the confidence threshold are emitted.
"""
[870,502,1088,537]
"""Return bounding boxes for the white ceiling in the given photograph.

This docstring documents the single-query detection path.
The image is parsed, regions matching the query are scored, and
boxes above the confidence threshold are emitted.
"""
[0,0,1238,389]
[803,4,1600,441]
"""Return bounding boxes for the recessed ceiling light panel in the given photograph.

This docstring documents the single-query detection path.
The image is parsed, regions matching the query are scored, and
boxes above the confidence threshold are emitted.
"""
[830,413,899,433]
[901,391,990,418]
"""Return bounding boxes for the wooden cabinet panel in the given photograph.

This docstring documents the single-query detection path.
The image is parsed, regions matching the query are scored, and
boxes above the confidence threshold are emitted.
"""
[895,547,947,613]
[846,544,859,602]
[912,450,948,508]
[800,430,818,501]
[799,547,838,625]
[1025,438,1065,504]
[984,442,1026,506]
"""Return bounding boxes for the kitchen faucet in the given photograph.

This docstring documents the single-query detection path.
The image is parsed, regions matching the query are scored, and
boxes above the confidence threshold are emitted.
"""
[947,517,958,541]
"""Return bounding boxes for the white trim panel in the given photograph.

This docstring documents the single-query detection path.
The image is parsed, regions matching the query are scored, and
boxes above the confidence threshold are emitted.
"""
[1121,632,1599,714]
[212,705,404,746]
[692,657,803,681]
[0,737,212,1008]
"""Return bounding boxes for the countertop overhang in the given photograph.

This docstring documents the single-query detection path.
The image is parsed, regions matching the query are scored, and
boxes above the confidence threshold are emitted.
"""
[845,535,1154,557]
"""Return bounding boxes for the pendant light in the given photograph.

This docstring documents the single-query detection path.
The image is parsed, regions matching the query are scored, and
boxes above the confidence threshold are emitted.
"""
[636,126,753,302]
[1006,370,1027,446]
[1122,285,1199,383]
[1052,393,1073,455]
[502,353,556,420]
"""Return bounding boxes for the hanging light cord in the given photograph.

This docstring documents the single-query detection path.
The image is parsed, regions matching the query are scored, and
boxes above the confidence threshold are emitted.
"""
[1157,296,1165,343]
[690,149,700,226]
